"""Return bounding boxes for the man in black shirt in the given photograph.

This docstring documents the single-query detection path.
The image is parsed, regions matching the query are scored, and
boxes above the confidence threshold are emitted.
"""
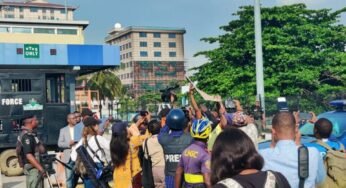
[20,115,46,188]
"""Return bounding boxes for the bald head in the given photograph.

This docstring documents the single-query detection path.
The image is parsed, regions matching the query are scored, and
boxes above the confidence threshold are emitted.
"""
[67,113,77,126]
[272,112,296,135]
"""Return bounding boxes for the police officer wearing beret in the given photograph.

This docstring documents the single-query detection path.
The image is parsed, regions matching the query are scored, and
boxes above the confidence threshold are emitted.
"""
[20,115,46,188]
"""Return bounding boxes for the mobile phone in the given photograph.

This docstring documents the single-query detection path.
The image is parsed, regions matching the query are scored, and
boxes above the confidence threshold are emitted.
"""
[299,112,312,120]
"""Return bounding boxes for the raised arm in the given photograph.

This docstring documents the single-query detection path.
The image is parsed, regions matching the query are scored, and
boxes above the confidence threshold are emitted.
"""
[218,102,228,129]
[188,84,202,119]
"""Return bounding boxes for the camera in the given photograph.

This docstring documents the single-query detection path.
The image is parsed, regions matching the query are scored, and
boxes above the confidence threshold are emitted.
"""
[160,85,179,103]
[140,110,148,117]
[40,154,57,175]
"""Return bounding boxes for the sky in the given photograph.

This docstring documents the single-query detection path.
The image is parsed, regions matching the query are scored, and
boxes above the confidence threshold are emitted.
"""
[50,0,346,72]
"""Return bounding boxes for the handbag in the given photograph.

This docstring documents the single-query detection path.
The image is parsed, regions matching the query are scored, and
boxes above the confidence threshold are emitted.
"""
[130,142,142,188]
[142,138,155,188]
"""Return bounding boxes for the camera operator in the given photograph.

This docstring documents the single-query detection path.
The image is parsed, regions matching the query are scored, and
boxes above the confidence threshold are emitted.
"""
[19,115,46,188]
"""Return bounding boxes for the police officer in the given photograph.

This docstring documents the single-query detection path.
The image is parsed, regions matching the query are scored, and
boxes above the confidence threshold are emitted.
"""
[158,109,193,188]
[20,115,46,188]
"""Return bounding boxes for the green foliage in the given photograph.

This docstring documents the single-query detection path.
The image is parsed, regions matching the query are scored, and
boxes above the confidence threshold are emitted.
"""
[193,4,346,109]
[87,69,125,100]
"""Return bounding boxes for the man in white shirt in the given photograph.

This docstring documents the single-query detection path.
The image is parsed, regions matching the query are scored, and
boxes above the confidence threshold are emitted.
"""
[58,113,77,188]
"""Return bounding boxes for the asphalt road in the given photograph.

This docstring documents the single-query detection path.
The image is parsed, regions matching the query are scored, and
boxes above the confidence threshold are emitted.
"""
[1,174,25,188]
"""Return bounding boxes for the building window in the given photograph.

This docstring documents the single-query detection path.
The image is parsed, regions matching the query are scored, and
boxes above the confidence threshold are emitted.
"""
[129,43,132,48]
[57,29,77,35]
[154,42,161,47]
[129,52,132,57]
[140,51,148,57]
[30,7,38,12]
[50,9,54,13]
[11,79,32,92]
[153,33,161,38]
[169,42,176,48]
[20,15,24,19]
[60,9,66,14]
[126,53,129,58]
[130,62,133,67]
[6,6,15,11]
[139,32,147,38]
[4,14,15,18]
[120,46,122,51]
[46,74,65,103]
[42,8,46,13]
[0,27,10,33]
[12,27,31,34]
[168,33,176,38]
[154,51,161,57]
[19,7,24,12]
[16,48,23,54]
[50,49,57,55]
[169,52,177,57]
[140,42,147,47]
[50,16,55,20]
[34,28,55,34]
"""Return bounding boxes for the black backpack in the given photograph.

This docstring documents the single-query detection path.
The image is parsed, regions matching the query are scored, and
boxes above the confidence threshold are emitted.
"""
[141,138,155,188]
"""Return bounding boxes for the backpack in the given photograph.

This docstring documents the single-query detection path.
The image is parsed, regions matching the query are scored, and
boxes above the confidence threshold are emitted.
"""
[141,138,155,188]
[16,131,29,168]
[317,140,346,187]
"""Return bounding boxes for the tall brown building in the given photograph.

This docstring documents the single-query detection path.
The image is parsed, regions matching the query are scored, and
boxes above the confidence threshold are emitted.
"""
[105,24,186,97]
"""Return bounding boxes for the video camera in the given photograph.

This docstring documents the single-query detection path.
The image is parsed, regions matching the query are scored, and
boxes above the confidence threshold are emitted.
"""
[160,84,179,103]
[40,154,57,175]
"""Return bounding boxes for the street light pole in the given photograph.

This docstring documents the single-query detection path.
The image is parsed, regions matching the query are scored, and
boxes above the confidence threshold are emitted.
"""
[254,0,265,112]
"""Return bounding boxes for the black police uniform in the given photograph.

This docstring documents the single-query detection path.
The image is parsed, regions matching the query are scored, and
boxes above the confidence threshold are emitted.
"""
[21,129,44,188]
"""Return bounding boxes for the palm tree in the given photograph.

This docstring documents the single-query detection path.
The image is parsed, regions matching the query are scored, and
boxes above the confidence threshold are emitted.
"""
[86,69,125,100]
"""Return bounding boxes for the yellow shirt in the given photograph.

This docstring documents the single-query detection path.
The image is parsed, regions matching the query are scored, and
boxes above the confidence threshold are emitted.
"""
[207,124,222,151]
[113,134,148,188]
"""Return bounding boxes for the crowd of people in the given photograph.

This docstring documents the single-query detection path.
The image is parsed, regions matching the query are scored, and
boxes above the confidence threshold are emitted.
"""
[18,84,345,188]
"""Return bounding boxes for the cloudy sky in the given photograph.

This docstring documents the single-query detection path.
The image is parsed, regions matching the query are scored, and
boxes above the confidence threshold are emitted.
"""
[51,0,346,70]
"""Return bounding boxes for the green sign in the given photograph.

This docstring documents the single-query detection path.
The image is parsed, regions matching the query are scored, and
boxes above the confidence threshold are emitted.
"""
[24,44,40,58]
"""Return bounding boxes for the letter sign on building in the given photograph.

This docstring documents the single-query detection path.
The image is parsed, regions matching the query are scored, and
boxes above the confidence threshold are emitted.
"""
[24,44,40,58]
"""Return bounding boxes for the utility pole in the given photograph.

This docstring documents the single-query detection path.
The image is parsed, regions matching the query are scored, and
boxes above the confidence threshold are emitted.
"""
[254,0,265,112]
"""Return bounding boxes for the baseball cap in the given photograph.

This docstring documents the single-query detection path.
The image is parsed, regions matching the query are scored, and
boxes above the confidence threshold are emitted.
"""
[81,108,94,117]
[111,121,128,135]
[83,117,102,127]
[232,111,247,127]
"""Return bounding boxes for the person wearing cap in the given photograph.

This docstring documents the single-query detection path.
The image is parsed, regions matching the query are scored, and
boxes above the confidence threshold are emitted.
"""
[158,109,193,188]
[19,115,46,188]
[70,116,111,188]
[188,83,228,152]
[110,119,149,188]
[175,118,212,188]
[232,111,258,149]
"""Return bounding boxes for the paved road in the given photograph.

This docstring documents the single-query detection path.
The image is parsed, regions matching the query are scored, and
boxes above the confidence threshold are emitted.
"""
[1,174,25,188]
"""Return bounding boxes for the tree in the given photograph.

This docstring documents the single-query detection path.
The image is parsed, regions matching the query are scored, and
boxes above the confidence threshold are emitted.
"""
[192,4,346,111]
[87,69,125,100]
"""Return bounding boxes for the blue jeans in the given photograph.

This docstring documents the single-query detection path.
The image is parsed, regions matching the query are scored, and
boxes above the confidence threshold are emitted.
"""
[83,163,103,188]
[65,160,75,188]
[165,176,175,188]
